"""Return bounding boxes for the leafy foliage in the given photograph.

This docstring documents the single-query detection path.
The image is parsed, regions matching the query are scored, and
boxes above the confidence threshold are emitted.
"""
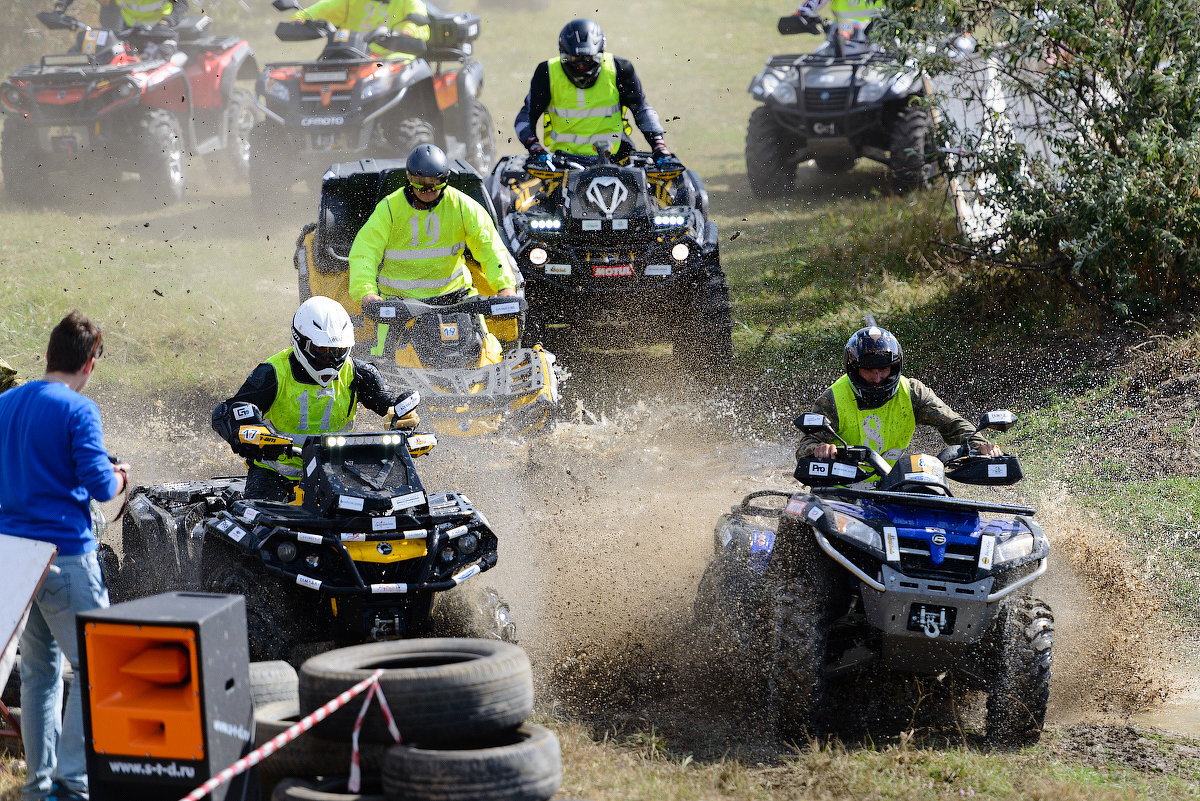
[884,0,1200,314]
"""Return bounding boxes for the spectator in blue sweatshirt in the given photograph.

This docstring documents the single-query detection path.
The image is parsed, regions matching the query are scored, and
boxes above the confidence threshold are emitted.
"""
[0,310,129,801]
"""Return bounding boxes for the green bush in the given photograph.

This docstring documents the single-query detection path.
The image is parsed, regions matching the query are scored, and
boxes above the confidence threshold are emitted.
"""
[886,0,1200,315]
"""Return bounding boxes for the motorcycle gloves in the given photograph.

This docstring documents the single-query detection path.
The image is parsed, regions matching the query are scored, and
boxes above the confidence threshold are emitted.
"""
[524,138,552,169]
[652,138,679,169]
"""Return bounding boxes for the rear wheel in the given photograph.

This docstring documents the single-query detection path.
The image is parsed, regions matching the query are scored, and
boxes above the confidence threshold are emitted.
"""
[2,122,46,203]
[745,106,796,198]
[888,100,934,194]
[137,108,186,203]
[465,100,496,174]
[984,596,1053,746]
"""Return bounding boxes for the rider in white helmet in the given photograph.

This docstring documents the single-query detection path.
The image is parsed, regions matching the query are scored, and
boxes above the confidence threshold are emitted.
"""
[212,296,418,500]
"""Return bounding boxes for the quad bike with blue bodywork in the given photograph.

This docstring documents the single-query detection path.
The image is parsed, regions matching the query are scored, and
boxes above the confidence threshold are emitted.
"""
[250,0,494,199]
[745,14,973,196]
[694,409,1053,744]
[0,10,258,203]
[484,148,733,371]
[295,157,561,438]
[104,411,516,663]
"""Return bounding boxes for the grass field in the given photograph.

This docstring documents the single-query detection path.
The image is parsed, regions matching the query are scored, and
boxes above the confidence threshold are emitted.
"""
[2,1,1199,799]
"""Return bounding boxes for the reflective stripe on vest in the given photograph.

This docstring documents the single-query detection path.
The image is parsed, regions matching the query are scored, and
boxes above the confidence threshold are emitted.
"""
[830,374,915,473]
[545,53,629,156]
[376,188,475,300]
[255,349,356,478]
[118,0,171,24]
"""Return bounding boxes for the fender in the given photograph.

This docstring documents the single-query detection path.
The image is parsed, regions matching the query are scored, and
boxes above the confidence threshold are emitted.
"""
[458,60,483,102]
[218,41,259,101]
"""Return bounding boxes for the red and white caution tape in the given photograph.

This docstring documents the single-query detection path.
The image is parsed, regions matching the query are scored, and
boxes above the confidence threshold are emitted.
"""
[348,679,401,792]
[177,668,384,801]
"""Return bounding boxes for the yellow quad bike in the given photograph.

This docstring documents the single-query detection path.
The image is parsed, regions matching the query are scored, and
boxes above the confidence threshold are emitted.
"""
[296,157,561,438]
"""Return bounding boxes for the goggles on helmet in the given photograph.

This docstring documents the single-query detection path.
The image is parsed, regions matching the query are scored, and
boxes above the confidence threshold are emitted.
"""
[409,177,448,192]
[304,341,350,371]
[564,53,601,74]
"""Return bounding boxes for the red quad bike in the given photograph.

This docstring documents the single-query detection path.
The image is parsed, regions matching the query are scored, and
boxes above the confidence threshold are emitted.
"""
[0,10,259,204]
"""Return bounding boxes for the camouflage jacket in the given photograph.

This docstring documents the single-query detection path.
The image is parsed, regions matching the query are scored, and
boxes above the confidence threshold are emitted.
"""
[795,376,990,459]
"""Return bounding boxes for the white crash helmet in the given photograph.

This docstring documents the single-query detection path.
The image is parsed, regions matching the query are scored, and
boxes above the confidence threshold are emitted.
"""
[291,296,354,387]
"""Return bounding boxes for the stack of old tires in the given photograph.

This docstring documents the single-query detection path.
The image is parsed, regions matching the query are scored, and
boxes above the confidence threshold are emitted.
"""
[252,639,560,801]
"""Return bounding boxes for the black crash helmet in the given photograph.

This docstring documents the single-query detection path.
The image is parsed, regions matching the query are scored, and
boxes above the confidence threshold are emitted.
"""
[844,326,903,408]
[405,143,451,182]
[558,18,606,89]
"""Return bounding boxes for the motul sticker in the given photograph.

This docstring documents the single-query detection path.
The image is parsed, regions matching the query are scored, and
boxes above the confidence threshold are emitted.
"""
[808,462,830,476]
[370,583,408,594]
[988,463,1008,477]
[296,574,321,590]
[784,498,806,517]
[372,516,397,531]
[884,526,900,561]
[832,462,857,478]
[298,532,322,544]
[339,495,365,511]
[593,264,633,278]
[391,491,425,511]
[978,535,995,569]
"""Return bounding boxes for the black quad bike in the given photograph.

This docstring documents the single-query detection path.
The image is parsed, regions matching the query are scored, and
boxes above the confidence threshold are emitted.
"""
[484,148,733,371]
[745,15,969,196]
[0,10,258,203]
[250,0,494,199]
[103,413,515,663]
[694,409,1053,744]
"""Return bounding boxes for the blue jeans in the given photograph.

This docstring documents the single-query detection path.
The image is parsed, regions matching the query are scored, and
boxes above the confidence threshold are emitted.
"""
[19,550,109,801]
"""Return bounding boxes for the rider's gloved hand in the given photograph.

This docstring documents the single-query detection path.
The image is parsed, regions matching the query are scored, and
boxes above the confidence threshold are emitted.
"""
[651,139,678,169]
[525,139,552,169]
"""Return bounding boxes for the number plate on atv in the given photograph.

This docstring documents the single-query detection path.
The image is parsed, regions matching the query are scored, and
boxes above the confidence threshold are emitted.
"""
[907,603,957,637]
[47,126,88,151]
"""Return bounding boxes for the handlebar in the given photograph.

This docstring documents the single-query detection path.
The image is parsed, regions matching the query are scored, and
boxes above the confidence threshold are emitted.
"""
[361,295,527,323]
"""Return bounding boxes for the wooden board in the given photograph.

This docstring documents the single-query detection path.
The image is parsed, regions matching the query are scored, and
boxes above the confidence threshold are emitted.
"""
[0,534,59,693]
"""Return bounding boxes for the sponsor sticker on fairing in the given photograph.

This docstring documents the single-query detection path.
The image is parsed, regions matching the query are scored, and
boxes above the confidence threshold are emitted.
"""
[988,463,1008,477]
[372,516,398,531]
[832,462,857,478]
[884,526,900,561]
[338,495,365,511]
[785,498,806,517]
[592,264,633,278]
[298,532,323,544]
[807,506,825,522]
[296,574,321,590]
[809,462,830,476]
[391,491,425,511]
[582,220,601,231]
[978,534,995,569]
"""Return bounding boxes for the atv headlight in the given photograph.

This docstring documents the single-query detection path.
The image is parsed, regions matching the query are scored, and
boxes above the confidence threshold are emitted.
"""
[992,532,1034,565]
[751,71,780,100]
[264,77,290,103]
[359,72,394,101]
[671,243,690,262]
[458,532,479,555]
[771,82,797,105]
[654,214,687,226]
[528,217,561,230]
[276,542,297,562]
[528,247,548,265]
[856,79,889,104]
[831,511,882,552]
[439,546,456,563]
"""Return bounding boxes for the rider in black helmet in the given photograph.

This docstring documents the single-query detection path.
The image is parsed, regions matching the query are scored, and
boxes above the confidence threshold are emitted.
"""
[515,18,675,168]
[797,325,1001,467]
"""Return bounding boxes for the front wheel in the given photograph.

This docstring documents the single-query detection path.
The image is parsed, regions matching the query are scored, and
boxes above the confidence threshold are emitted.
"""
[745,105,797,198]
[431,585,517,642]
[137,108,186,203]
[984,596,1054,745]
[465,100,497,174]
[222,86,259,181]
[389,116,436,157]
[888,100,934,194]
[202,549,297,662]
[672,251,733,373]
